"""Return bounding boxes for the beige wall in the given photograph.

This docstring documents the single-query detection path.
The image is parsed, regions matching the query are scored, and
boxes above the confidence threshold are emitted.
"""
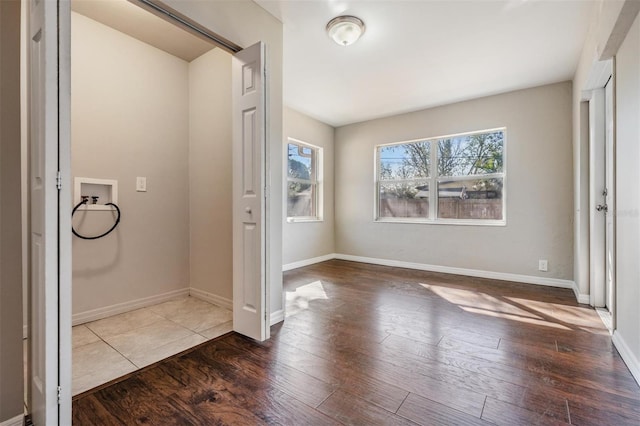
[189,49,233,301]
[615,10,640,378]
[283,107,335,265]
[71,12,190,314]
[0,0,24,422]
[164,0,284,316]
[335,82,574,280]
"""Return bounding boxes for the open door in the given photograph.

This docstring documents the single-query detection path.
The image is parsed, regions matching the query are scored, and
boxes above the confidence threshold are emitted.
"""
[604,76,616,327]
[232,42,269,341]
[28,0,72,423]
[589,87,606,307]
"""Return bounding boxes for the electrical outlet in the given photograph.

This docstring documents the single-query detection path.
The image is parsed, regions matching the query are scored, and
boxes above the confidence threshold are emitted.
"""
[136,176,147,192]
[538,259,548,272]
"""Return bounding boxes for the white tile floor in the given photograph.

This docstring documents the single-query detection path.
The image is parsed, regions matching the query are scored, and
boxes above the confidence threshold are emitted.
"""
[72,296,232,395]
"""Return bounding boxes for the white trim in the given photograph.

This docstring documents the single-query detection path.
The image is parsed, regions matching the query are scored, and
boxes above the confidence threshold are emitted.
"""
[270,309,284,325]
[189,287,233,310]
[72,288,189,326]
[572,283,590,304]
[281,253,584,303]
[582,59,613,98]
[612,331,640,386]
[334,254,576,290]
[0,414,23,426]
[282,253,337,271]
[23,324,28,340]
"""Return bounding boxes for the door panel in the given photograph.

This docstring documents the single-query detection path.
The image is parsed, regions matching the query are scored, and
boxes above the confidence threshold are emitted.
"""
[604,77,615,317]
[232,42,268,341]
[29,0,59,423]
[589,88,606,308]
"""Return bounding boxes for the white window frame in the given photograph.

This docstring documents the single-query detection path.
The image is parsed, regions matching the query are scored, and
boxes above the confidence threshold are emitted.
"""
[375,128,507,226]
[286,138,323,222]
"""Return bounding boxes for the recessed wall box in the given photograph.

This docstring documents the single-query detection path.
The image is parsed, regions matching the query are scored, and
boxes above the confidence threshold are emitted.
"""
[74,177,118,211]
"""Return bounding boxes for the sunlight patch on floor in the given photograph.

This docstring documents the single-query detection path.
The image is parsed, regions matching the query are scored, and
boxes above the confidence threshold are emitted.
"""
[286,280,328,317]
[420,283,577,331]
[460,306,571,330]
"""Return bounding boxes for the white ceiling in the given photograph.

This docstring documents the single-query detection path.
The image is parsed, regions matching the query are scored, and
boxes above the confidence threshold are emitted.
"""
[71,0,216,62]
[255,0,595,127]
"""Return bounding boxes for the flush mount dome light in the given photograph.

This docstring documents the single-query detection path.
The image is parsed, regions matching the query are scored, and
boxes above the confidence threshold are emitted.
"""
[326,15,365,46]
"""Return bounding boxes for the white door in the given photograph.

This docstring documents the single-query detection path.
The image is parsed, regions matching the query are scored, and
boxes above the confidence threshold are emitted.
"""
[29,0,72,423]
[589,88,606,307]
[232,42,269,341]
[604,77,615,318]
[588,77,616,317]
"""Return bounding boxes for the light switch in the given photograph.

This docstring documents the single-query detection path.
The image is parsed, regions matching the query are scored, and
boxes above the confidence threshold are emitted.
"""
[136,177,147,192]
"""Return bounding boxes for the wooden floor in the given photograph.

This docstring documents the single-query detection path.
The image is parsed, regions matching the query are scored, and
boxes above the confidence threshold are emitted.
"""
[73,260,640,425]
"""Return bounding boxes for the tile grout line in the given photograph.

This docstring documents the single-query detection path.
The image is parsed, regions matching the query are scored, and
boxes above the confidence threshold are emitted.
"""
[81,298,231,374]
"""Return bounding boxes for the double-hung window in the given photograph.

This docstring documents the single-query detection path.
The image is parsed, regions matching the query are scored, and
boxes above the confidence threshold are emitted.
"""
[287,139,322,221]
[376,128,506,225]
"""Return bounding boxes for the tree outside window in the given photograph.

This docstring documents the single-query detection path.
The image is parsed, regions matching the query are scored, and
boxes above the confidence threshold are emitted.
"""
[287,140,322,220]
[376,129,506,224]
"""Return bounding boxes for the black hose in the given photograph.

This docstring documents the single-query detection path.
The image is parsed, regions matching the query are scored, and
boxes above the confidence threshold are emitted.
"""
[72,200,121,240]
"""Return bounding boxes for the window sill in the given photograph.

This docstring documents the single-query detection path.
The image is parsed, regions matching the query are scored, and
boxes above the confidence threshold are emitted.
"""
[286,217,323,224]
[375,218,506,227]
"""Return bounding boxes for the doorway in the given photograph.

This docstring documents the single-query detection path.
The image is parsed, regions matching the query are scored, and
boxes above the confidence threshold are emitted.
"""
[588,60,615,332]
[70,0,237,396]
[25,0,273,422]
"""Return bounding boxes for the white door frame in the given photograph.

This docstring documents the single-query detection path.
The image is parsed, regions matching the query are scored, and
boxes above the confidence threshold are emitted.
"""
[28,0,72,423]
[588,87,606,307]
[584,58,616,323]
[604,74,616,327]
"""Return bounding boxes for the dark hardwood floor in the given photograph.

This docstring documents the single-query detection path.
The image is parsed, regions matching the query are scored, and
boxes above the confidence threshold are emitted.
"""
[73,260,640,425]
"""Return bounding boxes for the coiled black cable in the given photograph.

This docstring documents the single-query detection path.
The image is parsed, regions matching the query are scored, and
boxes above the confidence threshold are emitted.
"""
[72,200,121,240]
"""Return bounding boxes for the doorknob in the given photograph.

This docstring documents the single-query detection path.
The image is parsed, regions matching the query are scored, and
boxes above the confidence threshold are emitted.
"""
[596,204,608,212]
[245,207,252,214]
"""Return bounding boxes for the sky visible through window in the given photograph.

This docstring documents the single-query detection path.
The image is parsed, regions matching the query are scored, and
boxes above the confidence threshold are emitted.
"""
[288,144,313,178]
[379,131,504,180]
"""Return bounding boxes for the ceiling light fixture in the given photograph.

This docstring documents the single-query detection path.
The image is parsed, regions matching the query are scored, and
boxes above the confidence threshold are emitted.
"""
[326,15,365,46]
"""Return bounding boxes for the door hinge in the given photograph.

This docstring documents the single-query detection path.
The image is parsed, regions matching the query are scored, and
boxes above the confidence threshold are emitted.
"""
[57,386,62,405]
[56,171,62,190]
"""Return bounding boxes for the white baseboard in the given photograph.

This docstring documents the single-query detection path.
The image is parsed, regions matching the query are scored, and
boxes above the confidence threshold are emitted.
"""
[612,331,640,386]
[572,283,590,304]
[0,414,23,426]
[189,287,232,310]
[334,253,576,290]
[72,288,190,326]
[281,252,581,301]
[282,253,337,271]
[270,309,284,325]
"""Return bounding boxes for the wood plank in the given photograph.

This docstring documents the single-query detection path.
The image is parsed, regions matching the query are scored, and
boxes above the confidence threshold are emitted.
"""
[224,333,410,413]
[397,392,492,426]
[318,389,419,426]
[72,260,640,425]
[481,397,570,426]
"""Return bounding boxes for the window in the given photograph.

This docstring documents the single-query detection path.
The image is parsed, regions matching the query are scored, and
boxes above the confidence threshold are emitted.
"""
[376,128,505,225]
[287,139,322,221]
